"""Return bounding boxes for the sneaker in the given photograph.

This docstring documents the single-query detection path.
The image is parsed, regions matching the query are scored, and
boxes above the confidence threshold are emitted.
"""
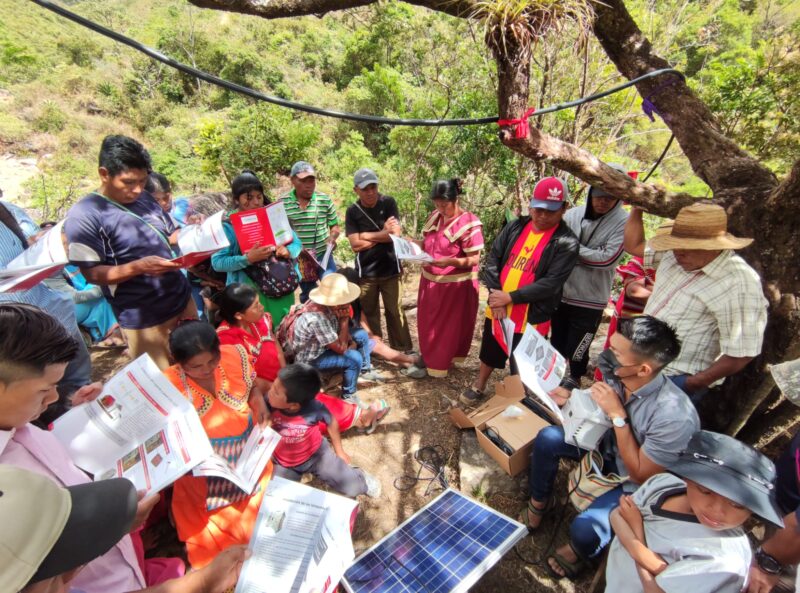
[362,471,382,498]
[400,364,427,379]
[359,369,388,383]
[342,393,363,406]
[459,387,485,405]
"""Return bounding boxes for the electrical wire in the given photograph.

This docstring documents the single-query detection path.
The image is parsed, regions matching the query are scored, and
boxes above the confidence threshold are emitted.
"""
[394,446,450,496]
[32,0,682,128]
[641,133,675,182]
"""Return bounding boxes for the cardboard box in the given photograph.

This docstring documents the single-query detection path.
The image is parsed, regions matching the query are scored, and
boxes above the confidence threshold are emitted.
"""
[449,375,552,476]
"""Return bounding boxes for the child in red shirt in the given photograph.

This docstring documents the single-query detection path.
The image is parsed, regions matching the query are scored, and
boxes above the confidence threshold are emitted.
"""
[267,363,381,498]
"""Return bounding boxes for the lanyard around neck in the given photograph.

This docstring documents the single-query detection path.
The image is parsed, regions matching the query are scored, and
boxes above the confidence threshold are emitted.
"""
[92,192,175,257]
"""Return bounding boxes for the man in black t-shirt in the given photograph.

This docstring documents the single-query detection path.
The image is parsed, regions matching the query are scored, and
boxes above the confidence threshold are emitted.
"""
[345,168,412,351]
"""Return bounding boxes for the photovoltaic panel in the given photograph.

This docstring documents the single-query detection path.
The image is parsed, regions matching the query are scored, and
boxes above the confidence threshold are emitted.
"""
[342,489,526,593]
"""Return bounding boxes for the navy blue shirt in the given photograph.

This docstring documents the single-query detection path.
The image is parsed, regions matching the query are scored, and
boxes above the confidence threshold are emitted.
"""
[64,191,191,329]
[775,430,800,520]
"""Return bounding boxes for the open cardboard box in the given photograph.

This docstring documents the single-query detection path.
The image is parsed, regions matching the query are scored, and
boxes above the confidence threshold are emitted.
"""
[450,375,553,476]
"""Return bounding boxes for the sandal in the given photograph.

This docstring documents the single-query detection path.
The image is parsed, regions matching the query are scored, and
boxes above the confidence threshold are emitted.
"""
[459,387,485,405]
[518,498,554,533]
[364,399,391,435]
[545,546,592,581]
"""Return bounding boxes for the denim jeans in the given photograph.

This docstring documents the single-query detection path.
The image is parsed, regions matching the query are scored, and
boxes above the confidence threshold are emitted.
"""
[528,425,623,559]
[312,327,372,395]
[273,439,367,497]
[299,253,338,303]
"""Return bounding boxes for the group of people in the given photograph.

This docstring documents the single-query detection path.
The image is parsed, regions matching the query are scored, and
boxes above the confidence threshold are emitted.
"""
[0,132,797,593]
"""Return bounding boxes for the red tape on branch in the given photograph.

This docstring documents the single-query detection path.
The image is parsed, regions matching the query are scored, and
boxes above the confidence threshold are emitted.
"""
[497,108,536,139]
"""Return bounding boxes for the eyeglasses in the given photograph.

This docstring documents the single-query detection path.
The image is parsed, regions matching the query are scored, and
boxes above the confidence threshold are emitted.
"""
[690,452,774,490]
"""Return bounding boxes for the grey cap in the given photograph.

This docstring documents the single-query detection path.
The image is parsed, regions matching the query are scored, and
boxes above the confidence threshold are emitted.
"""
[354,168,379,189]
[668,430,783,527]
[290,161,316,179]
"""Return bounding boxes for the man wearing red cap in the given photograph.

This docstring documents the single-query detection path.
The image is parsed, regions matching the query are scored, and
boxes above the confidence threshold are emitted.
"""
[462,177,579,403]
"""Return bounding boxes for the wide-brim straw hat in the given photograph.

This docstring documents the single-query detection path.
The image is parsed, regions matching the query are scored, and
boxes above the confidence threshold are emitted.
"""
[648,203,753,252]
[309,273,361,306]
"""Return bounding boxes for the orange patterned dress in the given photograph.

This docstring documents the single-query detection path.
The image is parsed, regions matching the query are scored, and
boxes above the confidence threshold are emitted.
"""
[164,344,273,568]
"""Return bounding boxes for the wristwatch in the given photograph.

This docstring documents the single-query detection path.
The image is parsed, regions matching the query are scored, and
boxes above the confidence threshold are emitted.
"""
[611,416,629,428]
[755,547,783,575]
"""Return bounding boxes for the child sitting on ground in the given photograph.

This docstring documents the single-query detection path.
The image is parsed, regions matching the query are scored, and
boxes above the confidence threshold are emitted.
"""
[606,430,784,593]
[267,363,381,498]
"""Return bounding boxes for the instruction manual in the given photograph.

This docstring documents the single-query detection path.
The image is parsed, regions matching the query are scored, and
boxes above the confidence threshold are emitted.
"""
[51,354,213,495]
[191,424,281,495]
[0,220,68,293]
[173,210,229,267]
[390,235,433,263]
[231,202,293,252]
[235,477,358,593]
[513,323,567,422]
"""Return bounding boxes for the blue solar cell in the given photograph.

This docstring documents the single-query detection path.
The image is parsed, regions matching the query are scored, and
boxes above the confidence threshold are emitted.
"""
[343,489,526,593]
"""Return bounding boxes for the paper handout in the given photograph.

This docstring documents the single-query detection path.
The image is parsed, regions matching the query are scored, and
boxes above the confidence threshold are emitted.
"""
[235,477,358,593]
[513,323,567,422]
[319,242,334,271]
[51,355,213,495]
[172,210,229,267]
[231,202,293,252]
[191,424,281,495]
[0,220,68,293]
[390,235,433,263]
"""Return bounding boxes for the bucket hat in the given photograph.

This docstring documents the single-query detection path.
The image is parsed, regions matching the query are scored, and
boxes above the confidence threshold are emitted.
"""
[309,273,361,306]
[648,203,753,251]
[668,430,783,527]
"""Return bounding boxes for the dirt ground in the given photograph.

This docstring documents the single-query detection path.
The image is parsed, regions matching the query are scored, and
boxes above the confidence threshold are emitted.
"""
[88,274,599,593]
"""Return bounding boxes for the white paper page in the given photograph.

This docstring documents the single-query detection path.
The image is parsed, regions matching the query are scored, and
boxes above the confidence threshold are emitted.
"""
[513,324,566,422]
[234,425,281,492]
[319,242,334,271]
[94,413,213,496]
[235,478,358,593]
[390,235,433,263]
[266,201,294,246]
[52,355,197,473]
[6,221,67,270]
[0,262,66,293]
[191,453,251,492]
[177,210,229,254]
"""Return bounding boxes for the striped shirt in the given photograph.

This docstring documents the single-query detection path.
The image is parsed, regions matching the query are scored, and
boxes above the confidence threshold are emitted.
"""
[281,190,339,258]
[0,201,77,329]
[644,248,767,384]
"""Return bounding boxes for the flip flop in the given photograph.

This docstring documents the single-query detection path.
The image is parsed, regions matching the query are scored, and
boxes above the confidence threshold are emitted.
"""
[365,399,391,435]
[545,547,592,581]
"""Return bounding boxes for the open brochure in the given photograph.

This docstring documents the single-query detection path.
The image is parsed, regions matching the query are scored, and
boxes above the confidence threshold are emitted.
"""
[173,210,230,267]
[235,477,358,593]
[0,220,68,293]
[390,235,433,263]
[51,354,213,496]
[513,323,567,422]
[191,424,281,495]
[319,242,334,271]
[231,202,293,252]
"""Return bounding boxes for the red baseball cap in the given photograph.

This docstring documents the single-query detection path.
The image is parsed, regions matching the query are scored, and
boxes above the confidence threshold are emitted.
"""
[531,177,569,211]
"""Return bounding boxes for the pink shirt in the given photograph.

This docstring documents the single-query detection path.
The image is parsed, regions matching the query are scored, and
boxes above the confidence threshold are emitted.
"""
[0,425,146,593]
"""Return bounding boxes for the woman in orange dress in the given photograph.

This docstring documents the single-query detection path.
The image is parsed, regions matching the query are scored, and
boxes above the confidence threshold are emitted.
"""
[163,320,271,568]
[214,283,390,434]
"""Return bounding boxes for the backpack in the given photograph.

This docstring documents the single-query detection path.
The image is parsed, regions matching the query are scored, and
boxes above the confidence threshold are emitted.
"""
[243,256,299,298]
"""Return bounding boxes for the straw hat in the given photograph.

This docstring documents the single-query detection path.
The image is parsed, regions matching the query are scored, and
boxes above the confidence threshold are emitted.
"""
[309,273,361,306]
[648,203,752,252]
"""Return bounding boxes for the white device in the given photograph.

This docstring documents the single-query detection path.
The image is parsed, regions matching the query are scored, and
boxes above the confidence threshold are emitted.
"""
[561,388,612,450]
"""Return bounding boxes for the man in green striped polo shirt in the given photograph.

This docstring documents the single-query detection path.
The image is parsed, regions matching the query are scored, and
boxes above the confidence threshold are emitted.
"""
[282,161,341,302]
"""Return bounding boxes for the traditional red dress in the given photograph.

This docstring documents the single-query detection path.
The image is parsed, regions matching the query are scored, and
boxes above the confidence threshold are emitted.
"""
[417,210,484,377]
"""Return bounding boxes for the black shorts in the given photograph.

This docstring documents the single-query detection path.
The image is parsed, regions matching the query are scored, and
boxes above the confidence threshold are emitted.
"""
[478,318,524,371]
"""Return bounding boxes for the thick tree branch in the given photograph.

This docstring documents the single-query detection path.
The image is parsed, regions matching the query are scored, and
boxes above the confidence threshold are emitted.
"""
[591,0,778,195]
[188,0,477,19]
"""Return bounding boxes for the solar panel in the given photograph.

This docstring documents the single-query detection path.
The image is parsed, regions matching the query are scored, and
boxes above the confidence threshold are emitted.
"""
[342,489,526,593]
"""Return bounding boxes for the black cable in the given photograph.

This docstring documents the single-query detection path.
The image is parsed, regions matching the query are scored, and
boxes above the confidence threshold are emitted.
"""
[31,0,683,128]
[641,133,675,182]
[394,446,449,496]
